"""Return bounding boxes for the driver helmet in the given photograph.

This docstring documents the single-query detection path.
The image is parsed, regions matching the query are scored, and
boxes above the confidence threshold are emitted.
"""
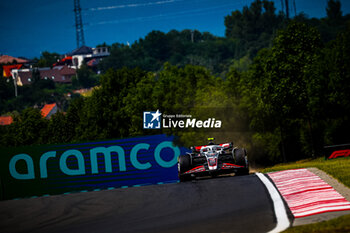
[208,137,215,145]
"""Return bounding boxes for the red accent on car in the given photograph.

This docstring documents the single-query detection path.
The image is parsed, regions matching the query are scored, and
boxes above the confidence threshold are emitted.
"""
[221,163,244,169]
[195,146,204,150]
[219,143,230,148]
[184,165,206,174]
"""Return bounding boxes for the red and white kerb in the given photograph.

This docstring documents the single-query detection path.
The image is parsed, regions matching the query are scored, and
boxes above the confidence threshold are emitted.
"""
[268,168,350,218]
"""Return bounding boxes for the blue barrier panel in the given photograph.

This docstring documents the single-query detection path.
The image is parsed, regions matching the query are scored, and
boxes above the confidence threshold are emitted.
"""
[0,134,190,200]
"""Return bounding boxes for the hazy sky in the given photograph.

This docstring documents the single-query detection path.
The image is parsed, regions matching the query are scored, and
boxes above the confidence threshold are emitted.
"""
[1,0,349,58]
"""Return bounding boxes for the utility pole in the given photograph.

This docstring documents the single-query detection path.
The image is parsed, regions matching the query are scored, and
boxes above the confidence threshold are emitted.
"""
[12,71,18,97]
[74,0,85,48]
[282,0,296,18]
[285,0,289,18]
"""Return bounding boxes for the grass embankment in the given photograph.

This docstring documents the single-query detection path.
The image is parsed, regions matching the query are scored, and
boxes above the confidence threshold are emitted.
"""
[261,157,350,233]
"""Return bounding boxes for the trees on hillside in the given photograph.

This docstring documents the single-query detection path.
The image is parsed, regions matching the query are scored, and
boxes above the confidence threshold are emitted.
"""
[10,108,47,146]
[74,64,98,88]
[326,0,342,23]
[98,0,349,76]
[35,51,60,68]
[245,21,322,162]
[98,30,238,75]
[318,24,350,145]
[1,0,350,167]
[239,20,350,164]
[224,0,285,58]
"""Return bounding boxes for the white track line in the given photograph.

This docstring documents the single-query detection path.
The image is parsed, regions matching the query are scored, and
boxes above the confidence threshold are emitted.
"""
[256,173,290,233]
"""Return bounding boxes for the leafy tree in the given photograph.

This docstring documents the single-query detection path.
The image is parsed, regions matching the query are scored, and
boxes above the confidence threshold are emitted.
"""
[99,30,237,74]
[75,68,148,140]
[224,0,285,57]
[318,24,350,145]
[0,77,14,113]
[65,97,85,142]
[231,55,252,71]
[10,108,48,146]
[246,21,322,162]
[123,73,156,136]
[76,64,98,88]
[2,0,350,170]
[36,51,60,67]
[31,68,41,84]
[46,112,69,144]
[326,0,342,23]
[142,31,170,61]
[96,42,110,48]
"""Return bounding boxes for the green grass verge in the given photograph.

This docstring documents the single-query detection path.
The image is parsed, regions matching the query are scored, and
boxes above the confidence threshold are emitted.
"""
[282,214,350,233]
[260,157,350,233]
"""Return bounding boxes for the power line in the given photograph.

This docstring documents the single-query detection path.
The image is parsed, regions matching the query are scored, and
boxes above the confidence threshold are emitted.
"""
[89,0,182,12]
[87,1,247,26]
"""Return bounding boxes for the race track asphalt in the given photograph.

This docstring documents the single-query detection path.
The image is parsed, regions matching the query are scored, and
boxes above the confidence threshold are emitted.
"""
[0,174,277,233]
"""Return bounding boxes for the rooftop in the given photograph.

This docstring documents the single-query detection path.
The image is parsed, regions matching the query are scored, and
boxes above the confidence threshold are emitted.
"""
[41,103,57,118]
[0,116,13,125]
[16,65,76,85]
[67,46,93,56]
[0,55,28,64]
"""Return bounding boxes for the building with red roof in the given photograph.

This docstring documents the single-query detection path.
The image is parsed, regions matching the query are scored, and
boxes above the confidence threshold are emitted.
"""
[53,56,72,67]
[0,116,13,125]
[1,55,29,78]
[67,45,110,69]
[0,55,28,64]
[2,64,23,78]
[13,66,76,86]
[41,103,57,119]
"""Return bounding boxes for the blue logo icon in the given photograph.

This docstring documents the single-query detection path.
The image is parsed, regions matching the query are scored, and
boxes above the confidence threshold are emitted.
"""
[143,110,162,129]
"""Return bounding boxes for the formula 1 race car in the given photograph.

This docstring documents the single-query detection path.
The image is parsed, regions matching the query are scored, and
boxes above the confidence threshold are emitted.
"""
[178,138,249,182]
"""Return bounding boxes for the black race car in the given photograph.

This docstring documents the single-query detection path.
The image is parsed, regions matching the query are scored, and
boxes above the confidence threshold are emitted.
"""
[178,139,249,182]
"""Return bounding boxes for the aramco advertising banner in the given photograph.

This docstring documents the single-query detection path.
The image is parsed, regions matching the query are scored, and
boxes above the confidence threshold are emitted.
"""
[0,134,189,200]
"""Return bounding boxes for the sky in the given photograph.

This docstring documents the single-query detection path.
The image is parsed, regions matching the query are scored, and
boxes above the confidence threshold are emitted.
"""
[0,0,349,59]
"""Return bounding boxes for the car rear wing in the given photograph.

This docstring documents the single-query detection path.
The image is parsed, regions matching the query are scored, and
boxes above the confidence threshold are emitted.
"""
[192,142,233,152]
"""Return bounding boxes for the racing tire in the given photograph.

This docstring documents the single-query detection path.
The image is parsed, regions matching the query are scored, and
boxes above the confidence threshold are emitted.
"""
[234,148,249,176]
[178,154,192,182]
